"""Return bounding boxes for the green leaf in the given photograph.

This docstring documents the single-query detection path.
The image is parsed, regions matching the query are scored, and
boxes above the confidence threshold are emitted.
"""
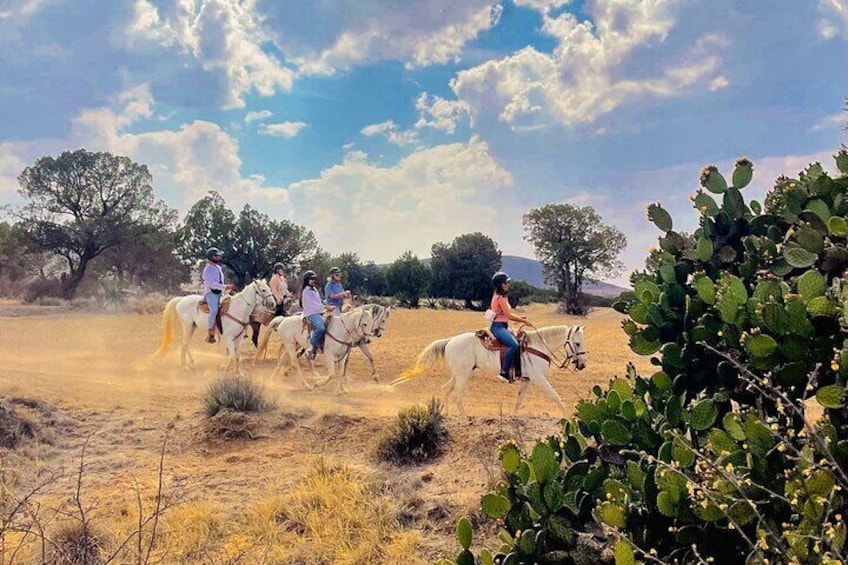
[745,334,778,358]
[629,302,648,324]
[635,279,660,304]
[829,216,848,237]
[659,262,676,284]
[614,539,636,565]
[602,420,633,446]
[531,442,559,485]
[501,445,520,474]
[647,203,673,232]
[630,334,661,356]
[807,296,835,317]
[479,549,494,565]
[652,371,672,392]
[796,226,824,254]
[672,436,696,468]
[806,198,832,222]
[610,378,633,400]
[481,494,512,519]
[705,168,728,194]
[784,246,818,268]
[797,270,827,301]
[456,516,473,550]
[456,550,475,565]
[806,469,836,497]
[694,191,720,216]
[657,490,678,517]
[693,274,716,305]
[690,399,718,430]
[816,384,846,409]
[723,187,747,218]
[837,150,848,174]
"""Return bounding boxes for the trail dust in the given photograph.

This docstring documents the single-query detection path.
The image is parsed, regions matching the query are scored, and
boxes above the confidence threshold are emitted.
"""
[0,304,649,562]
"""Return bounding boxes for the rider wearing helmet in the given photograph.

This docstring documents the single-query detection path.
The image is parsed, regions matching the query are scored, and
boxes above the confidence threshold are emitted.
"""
[300,270,335,359]
[324,266,351,316]
[269,262,290,317]
[490,271,534,383]
[202,247,233,343]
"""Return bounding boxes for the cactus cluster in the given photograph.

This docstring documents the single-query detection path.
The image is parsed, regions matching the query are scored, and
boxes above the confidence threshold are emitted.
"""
[446,148,848,565]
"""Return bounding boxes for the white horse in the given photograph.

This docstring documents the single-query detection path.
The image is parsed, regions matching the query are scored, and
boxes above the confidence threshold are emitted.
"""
[266,308,375,393]
[391,325,587,418]
[154,280,277,375]
[341,304,391,382]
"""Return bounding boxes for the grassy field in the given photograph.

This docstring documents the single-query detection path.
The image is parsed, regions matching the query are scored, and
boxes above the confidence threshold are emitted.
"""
[0,303,652,563]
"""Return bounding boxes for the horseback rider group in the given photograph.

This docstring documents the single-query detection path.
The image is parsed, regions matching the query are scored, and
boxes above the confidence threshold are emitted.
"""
[202,247,529,378]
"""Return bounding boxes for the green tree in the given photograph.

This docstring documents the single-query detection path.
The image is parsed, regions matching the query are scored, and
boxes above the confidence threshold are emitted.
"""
[14,149,176,298]
[93,228,189,292]
[523,204,625,315]
[359,261,388,296]
[0,221,41,284]
[430,232,502,310]
[331,252,366,294]
[385,251,430,308]
[178,191,318,287]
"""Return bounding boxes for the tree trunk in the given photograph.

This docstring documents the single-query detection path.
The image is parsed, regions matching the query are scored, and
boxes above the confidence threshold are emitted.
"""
[62,260,89,299]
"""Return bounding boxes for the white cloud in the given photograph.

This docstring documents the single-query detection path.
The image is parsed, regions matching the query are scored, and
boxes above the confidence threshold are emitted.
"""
[0,0,48,19]
[288,1,501,74]
[125,0,294,108]
[512,0,571,14]
[812,112,847,131]
[818,0,848,39]
[287,136,515,262]
[361,120,421,146]
[258,121,309,138]
[414,93,470,134]
[245,110,273,123]
[452,1,728,128]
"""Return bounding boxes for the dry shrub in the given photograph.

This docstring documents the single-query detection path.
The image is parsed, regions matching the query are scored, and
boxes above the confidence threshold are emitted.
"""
[158,500,224,562]
[376,399,448,466]
[22,277,63,303]
[48,521,107,565]
[203,376,276,418]
[127,292,169,315]
[202,410,261,441]
[0,400,37,449]
[242,459,425,564]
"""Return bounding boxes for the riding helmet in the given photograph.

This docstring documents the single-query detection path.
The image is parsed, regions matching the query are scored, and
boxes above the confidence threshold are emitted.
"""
[206,247,224,260]
[329,267,342,275]
[492,271,511,287]
[273,262,285,272]
[302,270,317,284]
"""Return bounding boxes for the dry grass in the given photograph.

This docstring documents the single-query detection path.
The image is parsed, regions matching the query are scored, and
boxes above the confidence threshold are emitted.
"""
[0,303,647,562]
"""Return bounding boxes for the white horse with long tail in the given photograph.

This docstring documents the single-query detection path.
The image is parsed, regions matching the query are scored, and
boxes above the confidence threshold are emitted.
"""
[154,280,276,375]
[266,308,375,393]
[391,325,587,418]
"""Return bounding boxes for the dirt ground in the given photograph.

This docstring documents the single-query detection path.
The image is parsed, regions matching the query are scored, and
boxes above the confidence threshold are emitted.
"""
[0,303,652,562]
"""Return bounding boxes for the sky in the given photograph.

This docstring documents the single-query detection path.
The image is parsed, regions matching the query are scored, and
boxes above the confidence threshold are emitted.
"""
[0,0,846,286]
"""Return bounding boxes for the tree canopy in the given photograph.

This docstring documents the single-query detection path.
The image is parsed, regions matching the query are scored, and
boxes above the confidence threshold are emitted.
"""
[523,203,625,314]
[430,232,502,309]
[178,191,318,287]
[385,251,430,308]
[15,149,176,298]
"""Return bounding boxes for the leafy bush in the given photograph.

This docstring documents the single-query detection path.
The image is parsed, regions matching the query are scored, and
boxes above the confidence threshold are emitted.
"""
[203,376,275,418]
[448,150,848,565]
[22,277,63,303]
[376,399,448,465]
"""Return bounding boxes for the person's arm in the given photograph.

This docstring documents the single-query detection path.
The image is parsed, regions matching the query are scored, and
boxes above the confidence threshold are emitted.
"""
[500,296,533,326]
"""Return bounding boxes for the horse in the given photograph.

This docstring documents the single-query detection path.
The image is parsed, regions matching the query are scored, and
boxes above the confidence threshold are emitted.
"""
[266,308,375,393]
[390,325,587,419]
[154,280,277,375]
[341,303,391,382]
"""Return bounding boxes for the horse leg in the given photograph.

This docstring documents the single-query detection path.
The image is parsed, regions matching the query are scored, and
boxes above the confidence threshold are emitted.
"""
[450,370,472,421]
[181,323,196,370]
[441,376,456,416]
[530,374,569,418]
[359,342,379,382]
[512,380,532,417]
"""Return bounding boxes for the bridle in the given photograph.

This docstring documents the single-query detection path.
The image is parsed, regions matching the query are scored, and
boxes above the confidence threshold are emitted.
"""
[222,282,273,338]
[528,325,587,370]
[323,309,373,360]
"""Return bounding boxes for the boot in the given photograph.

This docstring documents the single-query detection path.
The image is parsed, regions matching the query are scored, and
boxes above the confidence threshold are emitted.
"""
[206,329,216,344]
[515,354,526,381]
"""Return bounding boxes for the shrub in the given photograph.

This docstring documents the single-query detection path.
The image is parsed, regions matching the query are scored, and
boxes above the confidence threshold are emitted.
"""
[127,292,169,315]
[376,399,448,465]
[22,277,63,303]
[48,521,105,565]
[0,401,36,449]
[448,151,848,565]
[203,376,275,418]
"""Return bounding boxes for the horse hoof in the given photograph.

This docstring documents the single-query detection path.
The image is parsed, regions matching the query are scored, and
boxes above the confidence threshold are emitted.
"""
[371,374,380,382]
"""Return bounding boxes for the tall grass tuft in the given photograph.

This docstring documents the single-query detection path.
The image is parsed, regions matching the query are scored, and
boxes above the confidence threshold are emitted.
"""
[376,398,448,465]
[203,376,275,418]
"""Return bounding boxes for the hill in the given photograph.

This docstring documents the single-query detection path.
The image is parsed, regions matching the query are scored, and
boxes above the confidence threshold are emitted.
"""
[501,255,628,297]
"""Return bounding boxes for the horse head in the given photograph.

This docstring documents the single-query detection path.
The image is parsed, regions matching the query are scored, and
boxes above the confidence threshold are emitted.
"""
[252,279,277,310]
[370,305,390,338]
[567,325,587,370]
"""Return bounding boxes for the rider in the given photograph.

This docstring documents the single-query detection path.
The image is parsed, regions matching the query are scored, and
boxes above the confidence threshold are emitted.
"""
[270,262,290,317]
[490,271,534,383]
[301,270,335,360]
[202,247,233,343]
[324,266,351,316]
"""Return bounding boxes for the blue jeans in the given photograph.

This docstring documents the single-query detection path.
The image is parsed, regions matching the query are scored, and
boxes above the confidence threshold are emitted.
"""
[206,292,221,330]
[308,314,325,349]
[491,322,519,375]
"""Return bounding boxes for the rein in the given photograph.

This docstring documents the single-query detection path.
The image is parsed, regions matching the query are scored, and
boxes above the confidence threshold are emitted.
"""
[524,325,587,370]
[222,283,271,339]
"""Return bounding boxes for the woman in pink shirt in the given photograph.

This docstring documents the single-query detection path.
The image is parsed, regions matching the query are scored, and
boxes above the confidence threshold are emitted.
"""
[490,271,533,383]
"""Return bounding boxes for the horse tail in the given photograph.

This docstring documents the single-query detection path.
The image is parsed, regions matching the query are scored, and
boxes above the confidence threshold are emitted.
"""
[390,337,450,386]
[154,297,180,357]
[255,316,283,359]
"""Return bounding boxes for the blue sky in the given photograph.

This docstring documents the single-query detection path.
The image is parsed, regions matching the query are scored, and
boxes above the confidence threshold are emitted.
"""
[1,0,846,285]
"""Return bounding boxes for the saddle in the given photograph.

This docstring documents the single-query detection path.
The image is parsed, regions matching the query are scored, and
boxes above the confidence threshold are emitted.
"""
[476,328,551,381]
[301,314,334,352]
[199,296,231,335]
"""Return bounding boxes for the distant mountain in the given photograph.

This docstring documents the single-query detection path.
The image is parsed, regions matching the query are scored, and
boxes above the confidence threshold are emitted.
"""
[501,255,628,298]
